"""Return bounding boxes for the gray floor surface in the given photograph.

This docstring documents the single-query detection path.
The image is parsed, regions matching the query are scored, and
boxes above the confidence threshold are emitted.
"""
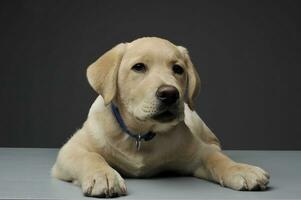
[0,148,300,199]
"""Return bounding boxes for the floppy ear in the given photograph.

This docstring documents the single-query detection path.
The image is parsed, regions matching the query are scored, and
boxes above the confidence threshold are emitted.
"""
[87,43,127,105]
[177,46,201,110]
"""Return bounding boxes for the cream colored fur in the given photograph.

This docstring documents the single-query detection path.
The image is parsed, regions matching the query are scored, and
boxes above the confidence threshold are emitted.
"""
[52,37,269,198]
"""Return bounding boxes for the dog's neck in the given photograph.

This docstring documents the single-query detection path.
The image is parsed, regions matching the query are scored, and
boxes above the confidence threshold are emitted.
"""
[113,102,154,135]
[110,103,157,150]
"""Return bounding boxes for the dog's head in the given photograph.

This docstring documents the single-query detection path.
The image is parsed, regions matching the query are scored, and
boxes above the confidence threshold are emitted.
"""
[87,37,200,129]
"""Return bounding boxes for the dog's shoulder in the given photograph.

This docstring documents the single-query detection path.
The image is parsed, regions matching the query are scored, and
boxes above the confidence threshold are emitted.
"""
[88,95,107,117]
[184,104,221,149]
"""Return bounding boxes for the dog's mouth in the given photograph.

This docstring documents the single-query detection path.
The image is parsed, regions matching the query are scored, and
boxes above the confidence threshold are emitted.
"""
[151,110,177,122]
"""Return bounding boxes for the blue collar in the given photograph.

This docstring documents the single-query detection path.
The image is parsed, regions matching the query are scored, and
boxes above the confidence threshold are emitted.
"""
[111,104,156,150]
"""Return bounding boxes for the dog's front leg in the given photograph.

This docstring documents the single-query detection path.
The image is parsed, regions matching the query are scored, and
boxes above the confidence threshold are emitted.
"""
[51,132,127,197]
[184,105,269,190]
[193,146,270,191]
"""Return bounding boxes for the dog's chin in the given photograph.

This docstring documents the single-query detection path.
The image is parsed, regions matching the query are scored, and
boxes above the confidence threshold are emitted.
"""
[151,110,178,123]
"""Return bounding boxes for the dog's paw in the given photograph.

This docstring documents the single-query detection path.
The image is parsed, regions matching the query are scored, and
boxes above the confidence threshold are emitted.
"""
[81,169,127,197]
[219,163,270,191]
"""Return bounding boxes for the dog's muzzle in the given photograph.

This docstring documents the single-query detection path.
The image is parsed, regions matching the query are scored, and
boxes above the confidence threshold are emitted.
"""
[152,85,180,122]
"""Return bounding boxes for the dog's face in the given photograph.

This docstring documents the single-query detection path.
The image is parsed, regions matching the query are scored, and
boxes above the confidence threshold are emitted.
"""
[118,39,188,123]
[87,37,200,128]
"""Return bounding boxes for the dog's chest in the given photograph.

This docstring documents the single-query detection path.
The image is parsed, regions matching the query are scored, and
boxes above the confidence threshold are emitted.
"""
[122,154,160,177]
[106,141,179,177]
[98,122,197,177]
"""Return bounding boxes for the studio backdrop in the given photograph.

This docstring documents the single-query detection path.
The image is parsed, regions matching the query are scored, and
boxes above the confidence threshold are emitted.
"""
[0,0,300,149]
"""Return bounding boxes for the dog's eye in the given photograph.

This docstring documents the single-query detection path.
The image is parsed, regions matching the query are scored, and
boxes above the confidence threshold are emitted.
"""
[172,64,184,75]
[131,63,146,73]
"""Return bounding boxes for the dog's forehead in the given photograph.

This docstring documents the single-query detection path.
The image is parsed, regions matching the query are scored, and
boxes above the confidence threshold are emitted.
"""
[125,37,183,60]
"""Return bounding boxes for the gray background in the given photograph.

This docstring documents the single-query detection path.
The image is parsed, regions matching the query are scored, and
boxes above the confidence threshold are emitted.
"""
[0,0,300,149]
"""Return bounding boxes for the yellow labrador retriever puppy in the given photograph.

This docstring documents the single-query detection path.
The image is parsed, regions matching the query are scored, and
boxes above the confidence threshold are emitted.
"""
[52,37,269,197]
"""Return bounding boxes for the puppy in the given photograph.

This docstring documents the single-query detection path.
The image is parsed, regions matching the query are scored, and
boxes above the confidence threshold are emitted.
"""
[52,37,269,197]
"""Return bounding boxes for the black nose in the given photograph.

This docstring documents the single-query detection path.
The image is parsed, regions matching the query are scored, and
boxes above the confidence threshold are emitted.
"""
[156,85,179,105]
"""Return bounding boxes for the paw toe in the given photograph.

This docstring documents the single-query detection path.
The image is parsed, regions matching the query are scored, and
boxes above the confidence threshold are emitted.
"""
[81,170,127,197]
[221,163,270,191]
